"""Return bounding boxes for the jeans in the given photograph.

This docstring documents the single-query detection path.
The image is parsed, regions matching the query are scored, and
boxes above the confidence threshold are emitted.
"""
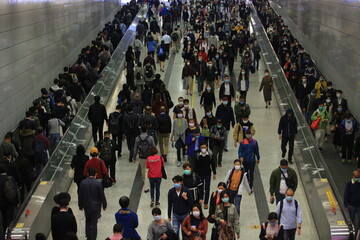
[84,209,100,240]
[112,133,123,156]
[283,228,296,240]
[200,175,211,204]
[229,190,243,216]
[212,144,224,165]
[253,58,260,70]
[149,178,162,202]
[315,129,326,148]
[49,133,60,153]
[348,205,360,230]
[281,135,295,161]
[158,133,170,156]
[172,213,188,238]
[197,76,204,93]
[91,124,104,144]
[342,135,355,159]
[243,161,256,189]
[224,130,229,149]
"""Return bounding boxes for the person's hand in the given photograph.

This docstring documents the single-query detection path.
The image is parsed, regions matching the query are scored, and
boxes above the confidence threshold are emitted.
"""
[132,159,136,163]
[211,214,215,219]
[220,219,227,225]
[270,196,275,203]
[192,137,196,141]
[160,233,168,239]
[199,199,204,205]
[278,135,282,140]
[234,142,237,147]
[186,231,192,236]
[200,104,203,108]
[79,208,83,211]
[356,157,359,161]
[239,157,243,162]
[190,226,197,231]
[296,228,301,235]
[182,192,188,200]
[213,174,217,180]
[168,218,172,222]
[237,233,240,239]
[256,160,260,164]
[103,208,106,211]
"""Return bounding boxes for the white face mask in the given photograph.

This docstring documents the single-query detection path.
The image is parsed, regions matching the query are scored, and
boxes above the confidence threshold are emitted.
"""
[242,120,248,124]
[184,104,189,108]
[201,148,207,153]
[234,165,241,170]
[187,62,190,65]
[265,73,269,76]
[177,114,183,118]
[192,211,200,217]
[336,93,341,98]
[178,102,184,106]
[189,123,195,127]
[218,189,223,193]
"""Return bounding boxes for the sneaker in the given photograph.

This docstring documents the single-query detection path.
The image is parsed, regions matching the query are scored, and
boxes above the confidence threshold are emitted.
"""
[218,163,222,167]
[281,153,285,158]
[110,178,116,183]
[342,159,346,165]
[266,105,268,108]
[224,149,229,152]
[144,189,150,193]
[155,202,160,206]
[289,160,294,164]
[204,204,209,209]
[177,161,181,167]
[150,201,155,207]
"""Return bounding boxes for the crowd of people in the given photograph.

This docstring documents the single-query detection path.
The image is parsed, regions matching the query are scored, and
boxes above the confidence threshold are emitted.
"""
[1,0,360,239]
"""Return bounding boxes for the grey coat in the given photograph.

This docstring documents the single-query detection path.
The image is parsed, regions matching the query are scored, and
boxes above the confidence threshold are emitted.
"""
[215,203,240,235]
[147,220,173,240]
[170,118,188,143]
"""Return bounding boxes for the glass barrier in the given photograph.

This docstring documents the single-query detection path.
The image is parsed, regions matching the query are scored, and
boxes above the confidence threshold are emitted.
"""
[13,4,148,224]
[249,3,353,235]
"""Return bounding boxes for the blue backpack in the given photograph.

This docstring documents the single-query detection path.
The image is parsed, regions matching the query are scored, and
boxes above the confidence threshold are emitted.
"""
[158,47,165,56]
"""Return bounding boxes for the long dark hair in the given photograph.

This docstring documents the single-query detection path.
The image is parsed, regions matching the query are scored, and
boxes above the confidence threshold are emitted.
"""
[190,203,205,225]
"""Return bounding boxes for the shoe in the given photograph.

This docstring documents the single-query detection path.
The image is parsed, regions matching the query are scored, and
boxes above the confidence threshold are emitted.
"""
[118,153,122,157]
[129,159,133,163]
[319,148,323,151]
[224,149,229,152]
[218,163,222,167]
[269,102,271,106]
[163,155,167,162]
[289,160,294,164]
[111,177,116,183]
[347,159,352,164]
[281,153,285,158]
[204,204,209,209]
[150,201,155,207]
[342,159,346,165]
[144,189,150,193]
[266,105,268,108]
[177,161,181,167]
[155,202,160,206]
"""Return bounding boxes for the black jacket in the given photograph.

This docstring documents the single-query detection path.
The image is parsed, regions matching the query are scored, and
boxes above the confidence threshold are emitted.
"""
[167,187,194,218]
[51,211,77,240]
[183,172,204,202]
[215,105,235,130]
[295,83,311,101]
[78,177,107,211]
[278,109,298,137]
[88,102,108,125]
[70,154,89,184]
[123,112,141,135]
[219,82,235,99]
[141,113,158,130]
[200,91,216,108]
[195,152,216,176]
[156,113,172,134]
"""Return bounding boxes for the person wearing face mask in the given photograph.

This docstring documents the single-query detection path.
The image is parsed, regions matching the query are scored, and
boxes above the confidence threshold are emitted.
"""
[314,76,327,99]
[269,160,298,204]
[208,45,217,60]
[209,119,226,167]
[183,98,198,125]
[252,41,261,71]
[259,212,284,240]
[331,104,346,151]
[224,159,252,215]
[194,56,207,95]
[209,182,227,220]
[200,84,216,113]
[182,163,204,204]
[234,96,251,123]
[237,69,250,97]
[215,190,240,239]
[181,204,208,240]
[167,175,194,238]
[182,61,195,95]
[301,89,319,124]
[333,90,348,113]
[295,76,311,105]
[288,65,301,91]
[324,81,336,100]
[238,129,260,189]
[278,109,298,164]
[171,110,188,166]
[233,115,256,147]
[205,60,217,90]
[241,50,253,73]
[219,75,235,107]
[276,188,302,240]
[339,113,359,164]
[185,128,205,169]
[202,109,217,131]
[173,97,185,119]
[216,97,235,152]
[147,207,174,240]
[344,171,360,232]
[311,103,329,150]
[194,143,216,209]
[259,70,274,108]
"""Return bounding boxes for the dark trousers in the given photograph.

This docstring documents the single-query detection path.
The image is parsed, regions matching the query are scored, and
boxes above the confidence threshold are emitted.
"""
[342,135,354,160]
[276,193,286,205]
[126,134,137,161]
[348,205,360,230]
[228,58,235,74]
[135,50,141,63]
[176,147,185,162]
[283,228,296,240]
[199,175,211,204]
[84,209,100,240]
[197,76,204,93]
[149,178,162,202]
[0,205,14,235]
[92,124,104,143]
[164,44,170,58]
[112,133,123,156]
[188,156,196,169]
[281,135,295,161]
[106,160,116,179]
[212,144,224,164]
[243,161,256,189]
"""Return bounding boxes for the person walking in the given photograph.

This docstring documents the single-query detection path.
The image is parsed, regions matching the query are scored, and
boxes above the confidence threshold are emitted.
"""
[133,126,155,162]
[208,182,227,220]
[224,159,252,216]
[182,61,195,96]
[259,212,284,240]
[270,159,298,204]
[233,115,256,147]
[83,147,108,180]
[96,131,117,183]
[215,190,240,239]
[200,84,216,113]
[278,108,298,164]
[185,128,205,169]
[181,204,208,240]
[88,95,108,144]
[209,119,226,167]
[238,129,260,189]
[276,188,302,240]
[156,106,172,162]
[344,170,360,231]
[215,97,235,152]
[147,208,174,240]
[339,113,359,164]
[234,95,251,123]
[146,147,164,207]
[51,196,77,240]
[194,143,216,210]
[167,175,194,238]
[123,104,142,162]
[311,103,329,150]
[259,70,274,108]
[115,196,141,240]
[182,163,204,205]
[108,105,124,157]
[171,110,188,167]
[78,168,107,240]
[219,75,235,107]
[171,27,181,53]
[70,145,89,193]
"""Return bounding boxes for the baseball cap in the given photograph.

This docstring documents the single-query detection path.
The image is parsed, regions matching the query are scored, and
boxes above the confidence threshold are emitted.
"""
[90,147,99,154]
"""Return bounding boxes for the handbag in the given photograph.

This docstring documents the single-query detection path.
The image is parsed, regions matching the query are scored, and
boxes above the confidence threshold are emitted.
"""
[280,169,294,189]
[100,159,113,188]
[210,226,218,240]
[330,124,336,133]
[310,117,321,130]
[250,65,255,74]
[68,168,75,179]
[161,157,167,179]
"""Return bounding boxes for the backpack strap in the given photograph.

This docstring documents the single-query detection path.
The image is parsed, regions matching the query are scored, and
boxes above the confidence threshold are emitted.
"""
[278,199,284,222]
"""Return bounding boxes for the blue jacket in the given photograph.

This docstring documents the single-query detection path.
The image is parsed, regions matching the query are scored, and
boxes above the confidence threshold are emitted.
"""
[115,208,140,239]
[185,134,205,157]
[238,138,260,162]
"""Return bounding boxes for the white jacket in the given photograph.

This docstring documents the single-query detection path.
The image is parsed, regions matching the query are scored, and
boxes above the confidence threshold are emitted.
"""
[224,168,252,195]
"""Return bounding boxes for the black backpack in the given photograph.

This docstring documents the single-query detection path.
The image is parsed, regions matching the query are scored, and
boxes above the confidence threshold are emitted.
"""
[109,113,121,135]
[172,32,179,41]
[145,65,154,78]
[137,135,151,159]
[135,70,142,80]
[99,140,112,162]
[0,175,18,207]
[147,128,158,145]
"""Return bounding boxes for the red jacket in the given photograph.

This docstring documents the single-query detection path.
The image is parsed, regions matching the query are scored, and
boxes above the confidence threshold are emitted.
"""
[146,155,164,178]
[181,215,208,240]
[83,157,108,179]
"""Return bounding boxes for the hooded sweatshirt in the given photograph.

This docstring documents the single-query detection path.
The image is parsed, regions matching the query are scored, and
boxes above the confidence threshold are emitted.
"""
[115,208,140,239]
[278,108,298,137]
